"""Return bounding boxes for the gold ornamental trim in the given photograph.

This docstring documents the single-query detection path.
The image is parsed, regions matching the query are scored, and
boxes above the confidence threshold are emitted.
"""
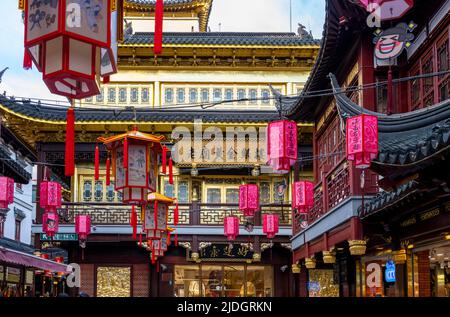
[322,251,336,264]
[305,257,316,269]
[348,240,367,256]
[292,263,301,274]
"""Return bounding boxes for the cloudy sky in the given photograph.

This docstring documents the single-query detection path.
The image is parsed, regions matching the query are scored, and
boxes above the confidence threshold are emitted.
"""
[0,0,325,101]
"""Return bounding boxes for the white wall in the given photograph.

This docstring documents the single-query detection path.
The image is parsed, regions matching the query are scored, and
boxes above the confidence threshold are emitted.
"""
[1,143,34,246]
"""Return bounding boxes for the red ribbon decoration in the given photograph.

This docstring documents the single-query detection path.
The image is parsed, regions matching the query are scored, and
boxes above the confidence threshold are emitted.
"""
[131,205,137,240]
[123,137,128,169]
[169,157,173,185]
[23,49,32,70]
[94,144,100,181]
[174,202,179,226]
[162,145,167,174]
[154,0,164,55]
[174,234,178,246]
[105,157,111,186]
[65,108,75,176]
[139,230,142,247]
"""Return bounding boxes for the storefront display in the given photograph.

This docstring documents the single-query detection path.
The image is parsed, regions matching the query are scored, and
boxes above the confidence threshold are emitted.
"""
[307,269,339,297]
[174,264,273,297]
[96,266,131,297]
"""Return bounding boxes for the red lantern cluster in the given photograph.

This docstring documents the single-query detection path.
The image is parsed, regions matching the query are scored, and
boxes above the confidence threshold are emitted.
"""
[224,216,240,241]
[23,0,117,99]
[292,181,314,214]
[239,184,259,218]
[0,176,14,210]
[346,114,379,169]
[267,120,298,173]
[263,214,279,239]
[40,181,62,238]
[75,215,91,248]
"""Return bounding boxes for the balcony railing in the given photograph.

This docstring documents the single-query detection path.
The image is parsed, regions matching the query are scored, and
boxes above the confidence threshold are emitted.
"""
[55,202,291,227]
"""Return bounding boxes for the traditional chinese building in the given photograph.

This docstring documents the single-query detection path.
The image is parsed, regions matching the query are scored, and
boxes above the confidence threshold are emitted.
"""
[0,0,320,297]
[280,0,449,297]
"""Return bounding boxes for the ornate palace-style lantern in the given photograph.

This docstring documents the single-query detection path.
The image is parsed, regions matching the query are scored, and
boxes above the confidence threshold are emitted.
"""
[143,193,173,240]
[98,127,164,205]
[0,176,14,222]
[75,215,91,248]
[42,211,59,238]
[40,181,62,213]
[267,120,298,173]
[224,216,240,241]
[263,214,279,239]
[292,181,314,214]
[346,114,379,169]
[239,184,259,218]
[23,0,115,98]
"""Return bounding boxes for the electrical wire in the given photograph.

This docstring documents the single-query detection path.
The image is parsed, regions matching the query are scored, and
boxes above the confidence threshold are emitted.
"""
[3,69,449,112]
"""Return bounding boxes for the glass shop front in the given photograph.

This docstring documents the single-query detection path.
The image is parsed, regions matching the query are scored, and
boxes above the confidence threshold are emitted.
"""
[174,264,274,297]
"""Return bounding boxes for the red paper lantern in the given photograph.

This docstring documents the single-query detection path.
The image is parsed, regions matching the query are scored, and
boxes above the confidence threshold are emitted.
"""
[75,215,91,247]
[42,212,59,237]
[239,184,259,218]
[142,193,174,240]
[224,216,240,241]
[39,181,62,212]
[346,114,379,169]
[98,127,164,205]
[263,214,279,239]
[267,120,298,173]
[23,0,115,98]
[0,176,14,209]
[292,181,314,214]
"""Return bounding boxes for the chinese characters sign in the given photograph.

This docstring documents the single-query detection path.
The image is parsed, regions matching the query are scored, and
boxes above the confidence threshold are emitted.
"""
[190,244,254,261]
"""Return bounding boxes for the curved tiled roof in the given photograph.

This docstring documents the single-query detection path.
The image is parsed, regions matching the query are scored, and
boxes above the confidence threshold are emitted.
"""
[121,32,321,47]
[359,181,418,218]
[127,0,195,4]
[0,95,280,124]
[329,73,450,169]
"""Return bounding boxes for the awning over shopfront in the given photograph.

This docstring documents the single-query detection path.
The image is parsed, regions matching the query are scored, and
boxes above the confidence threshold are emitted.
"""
[0,247,69,272]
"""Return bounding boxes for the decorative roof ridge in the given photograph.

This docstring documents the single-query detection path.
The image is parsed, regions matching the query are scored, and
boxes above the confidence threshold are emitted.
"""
[131,31,300,37]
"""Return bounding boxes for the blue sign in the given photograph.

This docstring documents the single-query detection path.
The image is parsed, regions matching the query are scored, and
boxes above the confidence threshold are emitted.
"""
[40,233,78,241]
[385,260,396,283]
[307,282,320,292]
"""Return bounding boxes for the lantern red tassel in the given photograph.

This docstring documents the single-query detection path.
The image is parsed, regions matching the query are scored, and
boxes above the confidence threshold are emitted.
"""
[169,157,173,185]
[94,144,100,181]
[102,76,110,84]
[162,145,167,174]
[174,203,179,226]
[65,108,75,177]
[131,205,137,240]
[154,0,164,55]
[123,137,128,169]
[23,49,32,70]
[167,231,171,246]
[151,252,155,264]
[174,234,178,246]
[139,231,142,247]
[105,157,111,186]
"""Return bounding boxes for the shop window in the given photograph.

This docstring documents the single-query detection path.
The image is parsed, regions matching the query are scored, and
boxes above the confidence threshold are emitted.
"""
[246,266,273,297]
[201,88,209,103]
[96,267,131,297]
[437,40,449,73]
[273,179,287,203]
[94,180,103,202]
[107,87,116,103]
[96,89,104,103]
[130,88,139,103]
[174,265,201,297]
[261,89,270,104]
[308,269,339,297]
[376,76,388,114]
[83,180,92,201]
[410,71,421,110]
[422,54,434,96]
[165,88,174,104]
[439,79,449,102]
[119,88,127,103]
[177,181,189,203]
[249,89,257,104]
[237,89,246,104]
[141,88,149,103]
[177,88,185,104]
[14,219,21,241]
[213,88,222,102]
[225,88,233,102]
[189,88,198,103]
